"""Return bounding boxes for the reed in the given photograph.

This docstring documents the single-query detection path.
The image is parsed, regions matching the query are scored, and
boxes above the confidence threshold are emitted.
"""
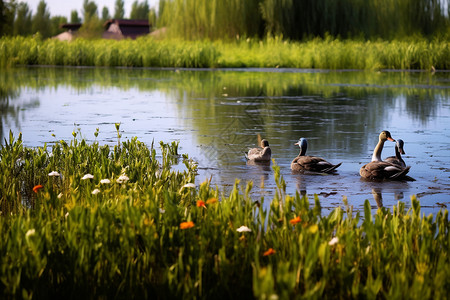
[0,130,448,299]
[1,36,449,70]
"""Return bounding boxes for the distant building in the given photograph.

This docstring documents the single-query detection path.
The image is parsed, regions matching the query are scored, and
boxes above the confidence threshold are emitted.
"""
[53,23,82,41]
[102,19,150,40]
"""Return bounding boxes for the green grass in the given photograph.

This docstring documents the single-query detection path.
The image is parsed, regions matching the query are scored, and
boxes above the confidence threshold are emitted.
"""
[0,128,448,299]
[1,36,449,70]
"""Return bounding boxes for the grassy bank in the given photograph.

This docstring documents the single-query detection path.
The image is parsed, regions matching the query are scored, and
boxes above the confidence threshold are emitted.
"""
[0,129,448,299]
[1,36,449,70]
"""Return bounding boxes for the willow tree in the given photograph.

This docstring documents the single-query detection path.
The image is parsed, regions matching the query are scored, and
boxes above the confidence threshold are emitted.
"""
[31,0,51,38]
[14,2,32,36]
[157,0,448,40]
[158,0,263,40]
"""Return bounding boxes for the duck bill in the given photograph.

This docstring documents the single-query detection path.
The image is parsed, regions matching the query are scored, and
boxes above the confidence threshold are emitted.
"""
[399,148,405,154]
[387,137,395,142]
[294,142,299,145]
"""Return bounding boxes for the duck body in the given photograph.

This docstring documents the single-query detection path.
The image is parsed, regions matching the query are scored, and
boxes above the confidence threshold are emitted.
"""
[360,131,412,180]
[360,161,410,180]
[290,138,342,173]
[245,139,271,162]
[384,139,406,168]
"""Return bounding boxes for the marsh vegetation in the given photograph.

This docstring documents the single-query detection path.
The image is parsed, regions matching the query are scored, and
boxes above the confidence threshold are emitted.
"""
[1,36,449,70]
[0,131,448,299]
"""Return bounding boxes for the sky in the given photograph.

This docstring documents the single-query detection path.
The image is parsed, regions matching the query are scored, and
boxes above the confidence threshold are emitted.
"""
[23,0,159,19]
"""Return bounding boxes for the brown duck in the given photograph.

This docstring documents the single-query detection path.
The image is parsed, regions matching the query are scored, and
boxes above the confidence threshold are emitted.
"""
[384,139,406,168]
[245,139,271,162]
[290,138,342,173]
[360,131,411,180]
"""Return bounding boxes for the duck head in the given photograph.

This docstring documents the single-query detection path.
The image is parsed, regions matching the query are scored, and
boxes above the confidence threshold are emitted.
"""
[294,138,307,156]
[396,139,405,154]
[379,130,395,142]
[261,139,269,147]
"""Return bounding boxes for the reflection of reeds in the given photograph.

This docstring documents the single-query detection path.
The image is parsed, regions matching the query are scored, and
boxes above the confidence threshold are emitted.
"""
[0,132,448,298]
[1,36,449,70]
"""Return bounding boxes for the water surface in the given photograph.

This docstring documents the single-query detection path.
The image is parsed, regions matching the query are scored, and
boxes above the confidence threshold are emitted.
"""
[1,67,449,215]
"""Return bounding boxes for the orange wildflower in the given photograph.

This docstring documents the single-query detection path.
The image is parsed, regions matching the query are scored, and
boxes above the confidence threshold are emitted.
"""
[206,198,218,204]
[289,216,302,225]
[33,185,44,193]
[263,248,276,256]
[180,221,195,230]
[196,200,206,208]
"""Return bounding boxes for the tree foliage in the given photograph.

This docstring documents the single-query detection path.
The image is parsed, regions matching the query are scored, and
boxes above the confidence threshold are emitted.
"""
[70,9,81,23]
[101,6,110,21]
[31,0,51,38]
[158,0,450,40]
[130,0,149,20]
[0,0,17,37]
[114,0,125,19]
[13,2,31,36]
[82,0,98,22]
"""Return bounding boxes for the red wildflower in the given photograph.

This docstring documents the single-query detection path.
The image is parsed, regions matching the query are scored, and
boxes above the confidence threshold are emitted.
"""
[263,248,276,256]
[180,221,194,230]
[289,216,302,225]
[33,185,44,193]
[196,200,206,208]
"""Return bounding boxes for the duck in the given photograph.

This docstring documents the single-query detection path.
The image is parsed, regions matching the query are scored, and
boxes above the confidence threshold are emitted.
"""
[384,139,406,168]
[360,131,411,180]
[245,139,271,162]
[290,138,342,173]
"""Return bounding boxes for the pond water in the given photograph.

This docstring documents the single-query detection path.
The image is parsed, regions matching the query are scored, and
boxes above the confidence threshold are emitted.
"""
[1,67,449,216]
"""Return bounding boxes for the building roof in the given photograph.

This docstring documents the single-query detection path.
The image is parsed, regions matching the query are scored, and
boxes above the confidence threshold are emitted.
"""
[60,23,82,31]
[103,19,150,40]
[103,19,149,28]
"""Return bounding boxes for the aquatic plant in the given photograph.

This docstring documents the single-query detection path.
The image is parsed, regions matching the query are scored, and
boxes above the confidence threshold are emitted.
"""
[0,131,448,299]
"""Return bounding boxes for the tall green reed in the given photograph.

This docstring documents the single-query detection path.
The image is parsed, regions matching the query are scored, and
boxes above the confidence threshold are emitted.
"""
[1,36,449,70]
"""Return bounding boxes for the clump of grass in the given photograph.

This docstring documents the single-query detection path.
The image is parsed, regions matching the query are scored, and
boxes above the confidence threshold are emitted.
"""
[0,130,448,299]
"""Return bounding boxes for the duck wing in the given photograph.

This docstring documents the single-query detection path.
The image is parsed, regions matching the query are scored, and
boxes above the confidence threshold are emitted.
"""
[384,156,406,168]
[360,161,411,180]
[292,156,341,173]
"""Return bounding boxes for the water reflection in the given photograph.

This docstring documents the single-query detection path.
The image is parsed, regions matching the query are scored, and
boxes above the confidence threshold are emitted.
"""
[361,180,409,209]
[0,67,449,215]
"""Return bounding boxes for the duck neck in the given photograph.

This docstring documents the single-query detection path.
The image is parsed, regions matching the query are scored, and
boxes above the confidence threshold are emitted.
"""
[299,146,307,156]
[371,139,385,162]
[395,145,402,159]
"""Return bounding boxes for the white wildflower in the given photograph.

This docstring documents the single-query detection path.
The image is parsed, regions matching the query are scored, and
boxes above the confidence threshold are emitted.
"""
[65,212,69,218]
[81,174,94,180]
[57,193,63,199]
[159,208,165,214]
[182,183,196,189]
[116,174,129,184]
[92,189,101,195]
[48,171,60,177]
[236,226,252,233]
[26,229,36,238]
[100,179,111,184]
[328,237,339,246]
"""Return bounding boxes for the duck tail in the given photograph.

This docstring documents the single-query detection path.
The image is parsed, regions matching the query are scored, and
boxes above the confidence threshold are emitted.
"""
[324,162,342,173]
[403,175,416,181]
[244,152,249,160]
[389,166,411,179]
